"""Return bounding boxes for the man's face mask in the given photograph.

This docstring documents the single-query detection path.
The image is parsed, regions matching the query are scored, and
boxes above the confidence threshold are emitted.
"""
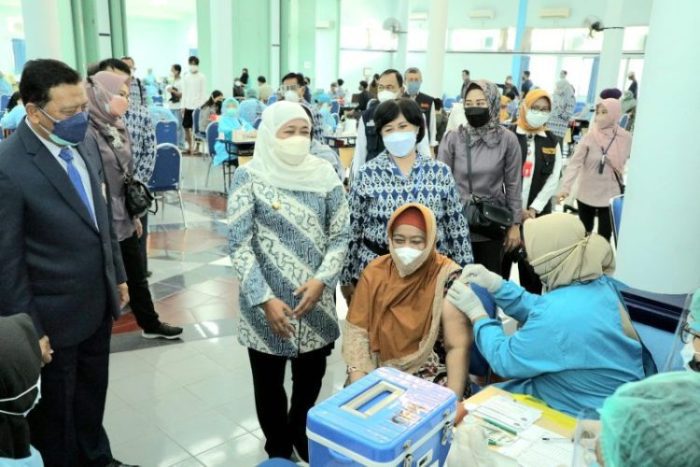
[0,377,41,418]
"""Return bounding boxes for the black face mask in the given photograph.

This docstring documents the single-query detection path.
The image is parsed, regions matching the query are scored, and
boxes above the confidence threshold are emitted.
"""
[464,107,490,128]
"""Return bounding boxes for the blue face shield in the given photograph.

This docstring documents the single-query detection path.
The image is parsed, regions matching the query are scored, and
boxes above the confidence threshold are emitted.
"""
[39,107,89,146]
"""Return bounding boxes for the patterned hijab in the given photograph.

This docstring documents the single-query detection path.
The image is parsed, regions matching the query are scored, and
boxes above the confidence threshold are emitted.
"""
[463,80,504,147]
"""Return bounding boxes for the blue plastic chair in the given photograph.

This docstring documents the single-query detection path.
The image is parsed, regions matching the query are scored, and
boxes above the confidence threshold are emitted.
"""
[155,121,177,146]
[0,94,10,112]
[267,94,278,105]
[205,121,219,186]
[152,95,164,106]
[148,143,187,228]
[619,114,630,130]
[253,118,262,129]
[444,97,456,110]
[610,194,624,245]
[573,101,586,115]
[330,100,340,114]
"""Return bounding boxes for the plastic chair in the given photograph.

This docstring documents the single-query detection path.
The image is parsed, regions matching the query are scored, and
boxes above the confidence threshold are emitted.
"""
[152,95,163,106]
[444,97,456,110]
[266,94,278,105]
[253,118,262,129]
[205,121,219,186]
[0,94,10,112]
[573,101,586,115]
[192,108,206,153]
[148,143,187,228]
[154,121,177,146]
[330,100,340,115]
[609,194,624,245]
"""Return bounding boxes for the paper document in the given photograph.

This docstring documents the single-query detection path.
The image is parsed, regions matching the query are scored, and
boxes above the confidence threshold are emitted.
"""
[469,395,542,432]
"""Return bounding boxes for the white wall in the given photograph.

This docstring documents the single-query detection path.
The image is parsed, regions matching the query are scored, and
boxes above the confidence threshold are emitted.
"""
[0,3,24,76]
[126,16,196,82]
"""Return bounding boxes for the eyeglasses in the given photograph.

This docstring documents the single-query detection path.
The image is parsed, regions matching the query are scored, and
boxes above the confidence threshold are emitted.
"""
[681,323,700,344]
[280,84,299,92]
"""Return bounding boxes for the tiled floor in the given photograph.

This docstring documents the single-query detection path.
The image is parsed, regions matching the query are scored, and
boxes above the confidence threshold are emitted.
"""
[107,155,349,466]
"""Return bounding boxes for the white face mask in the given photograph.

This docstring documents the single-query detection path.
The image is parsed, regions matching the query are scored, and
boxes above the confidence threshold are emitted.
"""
[377,90,397,102]
[383,131,417,158]
[189,65,199,73]
[0,377,41,418]
[525,109,551,128]
[394,247,423,265]
[680,341,700,372]
[284,90,300,102]
[274,135,310,166]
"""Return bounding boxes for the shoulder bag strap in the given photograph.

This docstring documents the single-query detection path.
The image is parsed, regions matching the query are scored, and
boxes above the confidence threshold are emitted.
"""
[464,130,474,198]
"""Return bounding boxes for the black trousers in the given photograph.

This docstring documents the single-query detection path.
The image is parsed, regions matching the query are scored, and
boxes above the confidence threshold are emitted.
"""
[472,239,504,274]
[120,233,160,331]
[248,345,332,461]
[28,316,112,467]
[577,200,612,241]
[502,251,543,294]
[138,213,149,273]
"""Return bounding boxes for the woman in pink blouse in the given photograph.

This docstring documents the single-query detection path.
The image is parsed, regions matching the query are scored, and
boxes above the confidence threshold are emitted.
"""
[558,98,631,241]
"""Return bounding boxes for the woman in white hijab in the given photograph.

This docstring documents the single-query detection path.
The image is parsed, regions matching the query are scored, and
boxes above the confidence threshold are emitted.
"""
[227,100,350,462]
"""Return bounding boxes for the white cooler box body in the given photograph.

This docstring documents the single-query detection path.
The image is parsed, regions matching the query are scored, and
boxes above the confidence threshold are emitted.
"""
[307,367,457,466]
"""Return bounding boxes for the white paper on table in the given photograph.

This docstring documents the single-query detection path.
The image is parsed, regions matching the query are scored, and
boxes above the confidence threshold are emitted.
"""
[471,396,543,431]
[498,425,573,467]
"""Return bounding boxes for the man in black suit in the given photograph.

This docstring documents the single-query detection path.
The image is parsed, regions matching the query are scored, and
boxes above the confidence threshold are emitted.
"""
[0,59,134,467]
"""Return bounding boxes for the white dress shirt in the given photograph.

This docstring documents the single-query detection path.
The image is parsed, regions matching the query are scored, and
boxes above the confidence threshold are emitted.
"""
[182,72,208,110]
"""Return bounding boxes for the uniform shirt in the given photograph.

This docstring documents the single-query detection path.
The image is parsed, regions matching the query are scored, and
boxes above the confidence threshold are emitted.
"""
[517,127,563,213]
[341,152,473,285]
[474,277,646,416]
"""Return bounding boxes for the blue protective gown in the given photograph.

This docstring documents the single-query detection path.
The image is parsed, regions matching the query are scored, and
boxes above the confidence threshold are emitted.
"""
[0,104,25,130]
[474,276,646,415]
[213,114,254,166]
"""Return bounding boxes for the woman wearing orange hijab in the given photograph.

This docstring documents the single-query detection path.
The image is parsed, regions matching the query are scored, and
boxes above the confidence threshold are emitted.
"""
[504,89,563,293]
[343,203,471,397]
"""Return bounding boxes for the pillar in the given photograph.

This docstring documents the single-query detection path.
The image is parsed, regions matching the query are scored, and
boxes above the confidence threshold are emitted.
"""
[392,0,409,73]
[232,0,271,85]
[315,0,340,91]
[195,1,213,91]
[280,0,316,82]
[511,0,527,87]
[424,0,447,98]
[615,0,700,294]
[108,0,128,58]
[207,0,235,94]
[21,0,77,68]
[594,0,624,97]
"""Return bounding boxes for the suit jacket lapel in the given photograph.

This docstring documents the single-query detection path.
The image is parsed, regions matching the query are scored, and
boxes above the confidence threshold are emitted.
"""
[17,121,100,233]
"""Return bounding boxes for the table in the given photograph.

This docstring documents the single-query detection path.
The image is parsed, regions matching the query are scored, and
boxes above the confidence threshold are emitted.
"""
[219,140,255,193]
[323,135,356,170]
[456,387,577,467]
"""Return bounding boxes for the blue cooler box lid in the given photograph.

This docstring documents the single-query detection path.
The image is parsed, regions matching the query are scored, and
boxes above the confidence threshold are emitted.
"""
[307,367,456,463]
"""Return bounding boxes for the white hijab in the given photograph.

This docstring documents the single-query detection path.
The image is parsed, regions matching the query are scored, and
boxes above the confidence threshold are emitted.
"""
[246,101,342,193]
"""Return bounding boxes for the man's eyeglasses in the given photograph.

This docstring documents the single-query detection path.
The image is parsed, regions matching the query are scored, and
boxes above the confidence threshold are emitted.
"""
[681,323,700,344]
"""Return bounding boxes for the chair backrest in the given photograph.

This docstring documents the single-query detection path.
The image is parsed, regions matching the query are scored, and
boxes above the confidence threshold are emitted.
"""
[253,118,262,130]
[152,95,164,106]
[619,114,630,130]
[155,121,177,145]
[444,97,456,110]
[266,94,278,105]
[330,100,340,114]
[0,95,10,112]
[206,121,219,156]
[573,101,586,115]
[610,194,624,244]
[149,143,182,192]
[192,108,201,134]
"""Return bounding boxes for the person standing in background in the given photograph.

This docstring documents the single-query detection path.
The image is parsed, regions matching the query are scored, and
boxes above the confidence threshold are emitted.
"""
[120,57,158,278]
[182,56,207,155]
[558,98,632,241]
[239,67,249,87]
[460,69,471,99]
[497,75,519,99]
[356,80,372,112]
[257,76,273,103]
[627,72,638,99]
[520,70,533,97]
[369,73,380,98]
[438,80,523,274]
[165,64,184,149]
[0,58,133,467]
[404,67,438,153]
[336,79,346,100]
[548,77,576,151]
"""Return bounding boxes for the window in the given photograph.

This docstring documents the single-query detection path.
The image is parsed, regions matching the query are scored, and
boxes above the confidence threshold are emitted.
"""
[563,28,603,52]
[623,26,648,52]
[450,29,501,52]
[340,20,397,51]
[530,28,565,52]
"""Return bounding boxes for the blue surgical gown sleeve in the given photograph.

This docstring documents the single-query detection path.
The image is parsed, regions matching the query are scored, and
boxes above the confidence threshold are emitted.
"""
[474,284,570,379]
[492,280,541,323]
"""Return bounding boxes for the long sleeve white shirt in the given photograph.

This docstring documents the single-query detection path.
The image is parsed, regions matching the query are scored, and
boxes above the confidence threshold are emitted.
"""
[182,72,207,110]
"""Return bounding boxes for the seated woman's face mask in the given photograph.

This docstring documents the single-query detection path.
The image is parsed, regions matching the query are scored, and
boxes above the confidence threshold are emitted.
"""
[391,225,426,265]
[0,377,41,418]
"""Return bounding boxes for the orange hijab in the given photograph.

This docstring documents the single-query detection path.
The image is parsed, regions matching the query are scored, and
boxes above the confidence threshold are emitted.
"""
[346,203,458,362]
[517,89,552,133]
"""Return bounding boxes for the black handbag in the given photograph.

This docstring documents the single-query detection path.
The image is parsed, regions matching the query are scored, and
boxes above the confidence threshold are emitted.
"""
[463,133,513,239]
[110,141,155,218]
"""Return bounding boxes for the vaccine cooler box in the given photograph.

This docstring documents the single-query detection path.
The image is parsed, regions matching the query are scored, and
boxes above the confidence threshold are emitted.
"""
[307,367,457,466]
